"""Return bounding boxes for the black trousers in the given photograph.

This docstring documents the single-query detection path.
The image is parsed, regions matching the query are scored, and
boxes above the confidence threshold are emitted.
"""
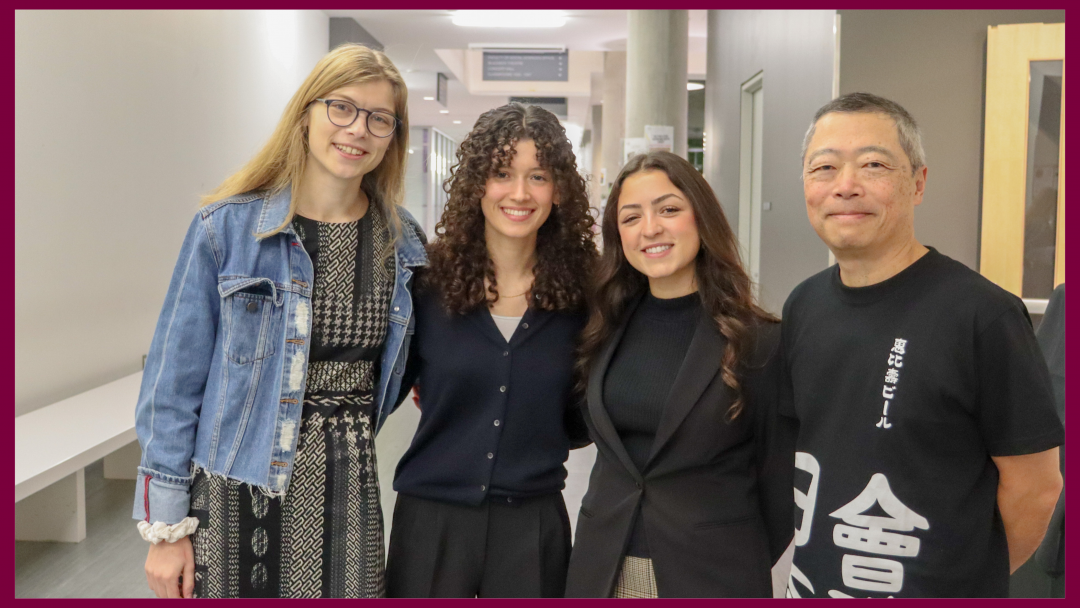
[386,492,571,598]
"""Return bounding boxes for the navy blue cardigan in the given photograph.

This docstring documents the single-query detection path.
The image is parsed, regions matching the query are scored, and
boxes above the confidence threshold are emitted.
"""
[393,287,590,505]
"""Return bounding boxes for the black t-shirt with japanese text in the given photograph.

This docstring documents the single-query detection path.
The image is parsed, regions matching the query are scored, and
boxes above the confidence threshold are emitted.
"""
[780,247,1063,597]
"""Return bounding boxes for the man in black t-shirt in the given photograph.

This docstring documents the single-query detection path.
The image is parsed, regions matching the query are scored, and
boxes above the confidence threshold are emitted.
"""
[781,93,1063,597]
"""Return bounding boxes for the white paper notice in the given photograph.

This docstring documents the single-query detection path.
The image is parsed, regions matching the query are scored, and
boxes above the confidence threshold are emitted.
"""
[645,125,675,152]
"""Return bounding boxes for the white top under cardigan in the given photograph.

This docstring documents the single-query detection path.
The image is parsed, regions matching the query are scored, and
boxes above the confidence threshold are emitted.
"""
[490,312,523,342]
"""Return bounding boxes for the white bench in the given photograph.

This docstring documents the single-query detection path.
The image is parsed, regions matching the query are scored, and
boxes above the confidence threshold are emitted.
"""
[14,371,144,542]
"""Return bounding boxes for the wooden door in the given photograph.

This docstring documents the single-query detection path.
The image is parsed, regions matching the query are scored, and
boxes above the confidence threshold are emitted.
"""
[980,22,1065,301]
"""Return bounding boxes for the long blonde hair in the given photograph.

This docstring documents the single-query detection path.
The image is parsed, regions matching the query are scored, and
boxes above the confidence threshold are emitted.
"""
[201,43,409,241]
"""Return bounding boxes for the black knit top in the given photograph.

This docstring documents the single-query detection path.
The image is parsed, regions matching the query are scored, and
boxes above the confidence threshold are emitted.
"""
[603,290,701,557]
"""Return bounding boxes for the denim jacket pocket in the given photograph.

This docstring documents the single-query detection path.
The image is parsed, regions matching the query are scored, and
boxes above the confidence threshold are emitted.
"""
[219,278,282,365]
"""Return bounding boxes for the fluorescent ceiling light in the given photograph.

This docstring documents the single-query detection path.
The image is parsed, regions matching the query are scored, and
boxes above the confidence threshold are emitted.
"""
[452,11,567,28]
[440,110,450,114]
[423,96,435,101]
[687,82,704,91]
[453,120,462,124]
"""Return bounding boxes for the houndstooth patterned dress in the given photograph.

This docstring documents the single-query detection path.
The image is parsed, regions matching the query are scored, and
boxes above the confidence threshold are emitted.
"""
[189,205,394,598]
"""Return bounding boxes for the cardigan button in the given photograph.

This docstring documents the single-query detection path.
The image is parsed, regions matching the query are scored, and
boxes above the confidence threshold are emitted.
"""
[487,452,494,459]
[494,419,501,427]
[503,351,509,357]
[499,386,506,393]
[480,485,486,492]
[521,323,529,329]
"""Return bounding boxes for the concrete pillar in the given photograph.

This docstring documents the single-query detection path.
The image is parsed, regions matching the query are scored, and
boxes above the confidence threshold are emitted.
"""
[589,103,604,208]
[626,10,689,159]
[703,10,722,193]
[600,51,627,206]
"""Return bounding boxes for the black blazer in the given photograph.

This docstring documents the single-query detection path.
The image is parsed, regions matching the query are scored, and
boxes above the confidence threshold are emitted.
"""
[565,296,794,598]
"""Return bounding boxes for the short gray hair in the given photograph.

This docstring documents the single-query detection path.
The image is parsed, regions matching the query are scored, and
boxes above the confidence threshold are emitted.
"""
[801,92,926,174]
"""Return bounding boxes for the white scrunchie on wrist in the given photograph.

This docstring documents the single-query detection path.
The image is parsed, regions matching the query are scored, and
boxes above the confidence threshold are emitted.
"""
[137,517,200,544]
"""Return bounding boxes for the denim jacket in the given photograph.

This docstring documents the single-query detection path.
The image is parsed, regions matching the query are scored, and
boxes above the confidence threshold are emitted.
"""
[132,189,427,524]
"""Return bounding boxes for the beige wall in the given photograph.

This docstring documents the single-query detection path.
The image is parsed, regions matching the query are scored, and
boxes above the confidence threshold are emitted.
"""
[15,10,330,416]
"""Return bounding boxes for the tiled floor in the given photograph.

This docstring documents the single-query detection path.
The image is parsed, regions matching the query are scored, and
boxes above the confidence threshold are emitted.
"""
[16,399,799,598]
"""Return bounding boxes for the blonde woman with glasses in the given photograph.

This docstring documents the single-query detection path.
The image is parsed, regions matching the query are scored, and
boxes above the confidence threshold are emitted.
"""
[133,44,426,598]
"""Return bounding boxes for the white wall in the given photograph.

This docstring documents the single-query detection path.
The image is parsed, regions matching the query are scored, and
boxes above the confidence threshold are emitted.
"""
[15,10,329,416]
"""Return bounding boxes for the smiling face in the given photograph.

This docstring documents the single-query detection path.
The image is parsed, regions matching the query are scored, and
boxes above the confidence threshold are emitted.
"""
[480,138,555,244]
[616,169,701,298]
[303,79,397,190]
[802,111,927,261]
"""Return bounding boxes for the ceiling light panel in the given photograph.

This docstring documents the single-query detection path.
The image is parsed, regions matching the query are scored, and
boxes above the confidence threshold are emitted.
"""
[452,11,567,28]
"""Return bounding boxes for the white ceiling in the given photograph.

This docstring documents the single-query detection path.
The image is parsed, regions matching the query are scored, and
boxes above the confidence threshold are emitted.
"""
[325,10,707,143]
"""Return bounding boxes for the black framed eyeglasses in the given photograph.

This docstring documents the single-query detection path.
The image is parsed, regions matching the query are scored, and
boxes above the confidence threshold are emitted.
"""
[313,98,399,138]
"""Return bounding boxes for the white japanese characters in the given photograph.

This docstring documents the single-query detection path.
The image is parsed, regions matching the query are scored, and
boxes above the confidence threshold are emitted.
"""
[829,473,928,595]
[788,451,821,598]
[877,339,907,429]
[787,462,930,598]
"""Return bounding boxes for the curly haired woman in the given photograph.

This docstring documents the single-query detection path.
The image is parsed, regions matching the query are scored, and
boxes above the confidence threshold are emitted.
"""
[386,103,598,597]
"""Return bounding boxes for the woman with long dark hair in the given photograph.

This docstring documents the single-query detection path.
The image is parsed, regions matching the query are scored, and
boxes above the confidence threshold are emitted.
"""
[565,151,794,598]
[386,103,597,597]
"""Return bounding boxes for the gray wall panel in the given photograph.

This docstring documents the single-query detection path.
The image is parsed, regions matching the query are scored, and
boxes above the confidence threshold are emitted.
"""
[705,10,836,314]
[329,16,383,51]
[838,10,1065,271]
